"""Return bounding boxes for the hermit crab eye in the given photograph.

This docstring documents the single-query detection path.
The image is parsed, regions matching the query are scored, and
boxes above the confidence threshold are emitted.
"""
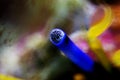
[50,28,65,44]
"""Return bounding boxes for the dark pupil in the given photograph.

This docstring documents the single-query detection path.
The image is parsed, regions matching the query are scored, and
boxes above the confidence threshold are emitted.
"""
[51,31,62,43]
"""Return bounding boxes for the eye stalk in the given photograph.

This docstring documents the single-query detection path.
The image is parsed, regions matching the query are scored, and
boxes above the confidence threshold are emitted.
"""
[49,28,94,72]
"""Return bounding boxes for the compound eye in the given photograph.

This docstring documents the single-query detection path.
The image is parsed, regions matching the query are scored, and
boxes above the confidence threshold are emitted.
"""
[50,29,65,44]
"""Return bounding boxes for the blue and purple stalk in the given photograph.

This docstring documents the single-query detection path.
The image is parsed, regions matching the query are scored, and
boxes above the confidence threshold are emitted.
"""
[49,28,94,72]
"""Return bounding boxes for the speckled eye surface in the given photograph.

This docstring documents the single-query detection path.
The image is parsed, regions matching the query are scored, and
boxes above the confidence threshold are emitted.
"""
[50,29,65,44]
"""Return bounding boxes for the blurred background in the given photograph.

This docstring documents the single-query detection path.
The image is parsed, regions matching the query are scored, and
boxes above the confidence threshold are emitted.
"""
[0,0,120,80]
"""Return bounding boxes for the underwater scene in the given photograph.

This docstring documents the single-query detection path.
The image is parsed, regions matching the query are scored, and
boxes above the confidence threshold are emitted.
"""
[0,0,120,80]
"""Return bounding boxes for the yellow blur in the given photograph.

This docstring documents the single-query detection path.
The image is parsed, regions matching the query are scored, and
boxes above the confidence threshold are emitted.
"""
[88,6,113,39]
[73,73,85,80]
[88,38,111,71]
[112,50,120,67]
[0,74,22,80]
[87,6,113,71]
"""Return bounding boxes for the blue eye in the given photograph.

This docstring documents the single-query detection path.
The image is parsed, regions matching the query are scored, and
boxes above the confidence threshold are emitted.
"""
[50,30,63,44]
[49,28,94,72]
